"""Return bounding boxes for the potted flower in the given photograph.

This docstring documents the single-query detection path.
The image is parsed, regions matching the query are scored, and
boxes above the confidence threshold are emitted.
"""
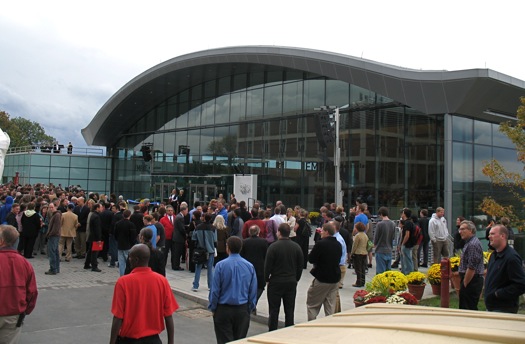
[386,291,419,305]
[368,270,408,295]
[353,289,369,307]
[406,271,426,300]
[449,256,461,294]
[427,264,442,295]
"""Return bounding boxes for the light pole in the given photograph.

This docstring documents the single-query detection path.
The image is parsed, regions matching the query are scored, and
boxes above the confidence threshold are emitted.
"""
[314,106,343,206]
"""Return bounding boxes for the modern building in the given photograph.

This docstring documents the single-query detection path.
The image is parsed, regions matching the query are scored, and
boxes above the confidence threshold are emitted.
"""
[3,146,110,194]
[81,46,525,226]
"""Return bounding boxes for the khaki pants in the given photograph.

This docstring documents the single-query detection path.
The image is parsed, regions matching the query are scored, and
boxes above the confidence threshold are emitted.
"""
[306,279,339,320]
[335,265,347,313]
[74,231,87,256]
[59,237,74,261]
[0,315,22,344]
[432,240,449,264]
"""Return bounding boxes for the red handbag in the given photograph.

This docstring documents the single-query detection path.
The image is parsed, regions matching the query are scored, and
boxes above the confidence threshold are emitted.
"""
[91,241,104,252]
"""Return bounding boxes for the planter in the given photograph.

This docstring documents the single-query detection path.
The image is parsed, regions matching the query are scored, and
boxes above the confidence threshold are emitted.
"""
[407,283,426,300]
[450,271,461,296]
[430,283,441,296]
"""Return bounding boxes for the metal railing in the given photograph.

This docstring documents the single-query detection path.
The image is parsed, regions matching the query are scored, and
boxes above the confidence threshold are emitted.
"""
[7,145,105,156]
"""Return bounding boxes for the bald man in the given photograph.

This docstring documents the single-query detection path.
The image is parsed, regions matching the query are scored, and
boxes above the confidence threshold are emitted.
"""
[110,244,179,344]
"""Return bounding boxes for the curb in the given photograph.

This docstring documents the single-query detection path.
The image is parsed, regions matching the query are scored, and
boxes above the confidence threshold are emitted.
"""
[171,287,281,327]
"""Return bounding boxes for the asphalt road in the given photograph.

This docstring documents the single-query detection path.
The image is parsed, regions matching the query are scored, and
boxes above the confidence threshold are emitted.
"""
[19,283,268,344]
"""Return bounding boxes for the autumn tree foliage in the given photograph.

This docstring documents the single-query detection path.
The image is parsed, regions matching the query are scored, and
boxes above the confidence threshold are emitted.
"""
[480,97,525,231]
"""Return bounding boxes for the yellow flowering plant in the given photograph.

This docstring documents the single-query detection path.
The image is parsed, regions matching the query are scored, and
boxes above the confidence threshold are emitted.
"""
[483,251,492,268]
[406,271,426,285]
[449,256,460,272]
[308,211,320,221]
[367,271,408,296]
[427,264,441,285]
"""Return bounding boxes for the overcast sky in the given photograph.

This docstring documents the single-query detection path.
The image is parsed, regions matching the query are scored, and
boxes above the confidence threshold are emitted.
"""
[1,0,523,148]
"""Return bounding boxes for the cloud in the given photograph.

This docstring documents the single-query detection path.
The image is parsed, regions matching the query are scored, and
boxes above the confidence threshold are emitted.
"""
[0,18,144,147]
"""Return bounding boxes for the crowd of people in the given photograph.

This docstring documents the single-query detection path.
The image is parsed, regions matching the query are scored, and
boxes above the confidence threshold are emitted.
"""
[1,182,525,344]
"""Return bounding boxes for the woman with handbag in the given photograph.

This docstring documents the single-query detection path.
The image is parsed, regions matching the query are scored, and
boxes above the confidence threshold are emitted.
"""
[192,212,217,292]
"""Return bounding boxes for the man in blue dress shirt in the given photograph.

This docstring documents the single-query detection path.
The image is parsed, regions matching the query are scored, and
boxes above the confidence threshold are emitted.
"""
[209,236,257,344]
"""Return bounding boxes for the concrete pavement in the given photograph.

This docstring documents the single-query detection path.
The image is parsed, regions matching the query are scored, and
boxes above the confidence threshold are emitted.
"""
[26,249,436,334]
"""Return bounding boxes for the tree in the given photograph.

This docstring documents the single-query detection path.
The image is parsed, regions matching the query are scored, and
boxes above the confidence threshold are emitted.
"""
[480,96,525,231]
[0,110,56,148]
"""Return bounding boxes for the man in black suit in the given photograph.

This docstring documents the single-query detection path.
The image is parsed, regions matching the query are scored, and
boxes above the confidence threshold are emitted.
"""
[172,204,188,270]
[306,222,342,320]
[241,225,268,307]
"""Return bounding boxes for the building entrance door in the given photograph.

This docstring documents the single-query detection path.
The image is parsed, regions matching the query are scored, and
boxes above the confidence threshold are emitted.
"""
[152,182,177,204]
[189,183,217,206]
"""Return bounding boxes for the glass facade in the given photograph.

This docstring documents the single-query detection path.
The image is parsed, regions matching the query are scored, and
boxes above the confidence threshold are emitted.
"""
[111,68,446,213]
[451,116,519,235]
[3,153,111,194]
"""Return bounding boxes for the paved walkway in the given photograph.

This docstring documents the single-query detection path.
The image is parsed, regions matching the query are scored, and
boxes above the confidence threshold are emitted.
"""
[29,251,437,328]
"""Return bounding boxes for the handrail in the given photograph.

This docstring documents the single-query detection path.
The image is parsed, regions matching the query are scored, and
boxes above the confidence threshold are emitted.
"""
[7,145,105,156]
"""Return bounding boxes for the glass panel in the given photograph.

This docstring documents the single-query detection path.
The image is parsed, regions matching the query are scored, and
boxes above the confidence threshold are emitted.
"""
[452,142,472,190]
[492,123,514,148]
[88,169,107,179]
[50,167,69,178]
[474,145,491,191]
[264,84,282,117]
[493,147,521,174]
[30,154,50,166]
[473,120,491,145]
[70,157,89,168]
[326,80,349,107]
[230,90,246,122]
[88,180,108,193]
[246,88,263,119]
[50,155,70,167]
[30,166,50,178]
[283,80,303,115]
[452,116,473,143]
[303,79,325,110]
[215,94,230,124]
[89,157,107,169]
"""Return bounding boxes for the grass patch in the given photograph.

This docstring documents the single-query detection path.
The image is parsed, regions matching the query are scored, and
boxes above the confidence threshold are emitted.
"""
[419,291,525,314]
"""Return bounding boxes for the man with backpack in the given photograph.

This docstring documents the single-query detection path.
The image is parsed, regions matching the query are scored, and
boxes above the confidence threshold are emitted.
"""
[411,215,423,272]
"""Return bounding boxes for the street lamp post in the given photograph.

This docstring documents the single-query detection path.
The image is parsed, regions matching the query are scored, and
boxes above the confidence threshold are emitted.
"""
[315,106,343,206]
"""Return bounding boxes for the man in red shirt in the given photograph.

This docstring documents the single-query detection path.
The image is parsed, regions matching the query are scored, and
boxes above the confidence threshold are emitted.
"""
[110,244,179,344]
[0,224,38,343]
[242,209,267,239]
[159,205,175,269]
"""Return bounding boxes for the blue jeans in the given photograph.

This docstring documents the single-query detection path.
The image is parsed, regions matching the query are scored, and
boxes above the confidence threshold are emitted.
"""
[401,245,414,275]
[118,250,130,276]
[193,253,214,289]
[47,236,60,273]
[375,252,392,275]
[109,235,118,266]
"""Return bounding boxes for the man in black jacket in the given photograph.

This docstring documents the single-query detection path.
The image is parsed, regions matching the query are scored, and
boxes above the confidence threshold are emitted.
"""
[485,225,525,313]
[172,205,188,270]
[84,203,103,272]
[264,223,303,331]
[241,225,268,307]
[306,222,342,320]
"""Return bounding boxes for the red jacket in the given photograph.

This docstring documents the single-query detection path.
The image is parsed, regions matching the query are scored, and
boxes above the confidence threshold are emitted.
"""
[159,215,175,240]
[242,219,267,239]
[0,249,38,316]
